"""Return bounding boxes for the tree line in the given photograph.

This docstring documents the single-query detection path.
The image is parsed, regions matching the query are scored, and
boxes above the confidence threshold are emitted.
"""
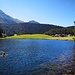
[45,26,75,36]
[0,28,3,37]
[0,23,75,38]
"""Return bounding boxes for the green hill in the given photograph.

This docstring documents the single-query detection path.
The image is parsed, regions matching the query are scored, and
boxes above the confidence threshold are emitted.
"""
[0,23,63,36]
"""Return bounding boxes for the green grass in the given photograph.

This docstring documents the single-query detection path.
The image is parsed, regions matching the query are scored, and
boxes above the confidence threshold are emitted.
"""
[6,34,74,41]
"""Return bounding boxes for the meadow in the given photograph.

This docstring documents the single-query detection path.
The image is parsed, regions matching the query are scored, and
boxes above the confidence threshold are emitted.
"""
[6,34,74,41]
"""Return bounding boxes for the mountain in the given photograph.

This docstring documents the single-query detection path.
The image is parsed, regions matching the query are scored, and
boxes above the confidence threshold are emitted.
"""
[0,10,74,36]
[0,23,63,36]
[28,20,40,24]
[0,10,24,24]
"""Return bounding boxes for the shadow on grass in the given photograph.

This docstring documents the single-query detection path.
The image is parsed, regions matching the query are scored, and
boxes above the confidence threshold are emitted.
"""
[73,38,75,42]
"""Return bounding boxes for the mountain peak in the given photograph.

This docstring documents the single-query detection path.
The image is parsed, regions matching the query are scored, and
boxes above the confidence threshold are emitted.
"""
[0,10,3,12]
[28,20,40,24]
[0,10,4,14]
[0,10,24,24]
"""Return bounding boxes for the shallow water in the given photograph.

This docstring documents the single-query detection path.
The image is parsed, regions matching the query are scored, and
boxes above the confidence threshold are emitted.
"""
[0,39,75,75]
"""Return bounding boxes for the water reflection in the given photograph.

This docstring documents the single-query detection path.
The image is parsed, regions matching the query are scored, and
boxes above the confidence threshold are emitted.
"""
[71,45,75,74]
[25,41,75,75]
[0,40,75,75]
[73,45,75,62]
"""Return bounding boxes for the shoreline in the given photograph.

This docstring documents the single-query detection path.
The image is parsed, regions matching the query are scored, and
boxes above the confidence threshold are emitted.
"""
[6,38,74,41]
[0,38,6,40]
[4,34,74,41]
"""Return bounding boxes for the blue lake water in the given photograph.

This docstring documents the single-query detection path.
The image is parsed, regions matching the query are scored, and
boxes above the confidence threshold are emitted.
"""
[0,39,75,75]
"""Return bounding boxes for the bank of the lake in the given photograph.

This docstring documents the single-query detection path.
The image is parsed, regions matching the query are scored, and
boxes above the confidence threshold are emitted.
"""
[0,38,6,40]
[6,34,74,41]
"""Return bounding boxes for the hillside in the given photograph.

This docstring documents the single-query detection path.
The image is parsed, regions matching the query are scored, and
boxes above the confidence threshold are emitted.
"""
[0,28,3,37]
[0,10,23,24]
[45,26,74,35]
[0,23,63,36]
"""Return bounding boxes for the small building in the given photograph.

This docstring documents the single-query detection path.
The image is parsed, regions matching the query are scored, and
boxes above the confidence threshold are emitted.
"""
[54,34,67,37]
[67,34,71,37]
[55,34,60,37]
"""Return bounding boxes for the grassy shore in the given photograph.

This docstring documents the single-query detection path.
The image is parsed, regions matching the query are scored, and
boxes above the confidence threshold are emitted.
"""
[6,34,74,41]
[0,38,6,40]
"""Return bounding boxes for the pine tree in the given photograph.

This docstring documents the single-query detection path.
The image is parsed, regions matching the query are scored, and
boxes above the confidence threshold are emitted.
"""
[73,21,75,36]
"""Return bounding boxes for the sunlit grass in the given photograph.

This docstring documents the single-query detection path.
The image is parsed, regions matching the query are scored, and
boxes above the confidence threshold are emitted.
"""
[6,34,74,41]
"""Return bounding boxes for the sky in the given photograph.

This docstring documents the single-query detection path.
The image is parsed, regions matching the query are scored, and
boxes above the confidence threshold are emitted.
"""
[0,0,75,27]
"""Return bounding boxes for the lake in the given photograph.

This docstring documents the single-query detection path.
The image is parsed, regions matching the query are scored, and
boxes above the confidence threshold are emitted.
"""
[0,39,75,75]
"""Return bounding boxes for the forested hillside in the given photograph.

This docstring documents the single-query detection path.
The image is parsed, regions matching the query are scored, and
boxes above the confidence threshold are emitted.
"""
[0,23,63,36]
[45,26,75,35]
[0,28,3,37]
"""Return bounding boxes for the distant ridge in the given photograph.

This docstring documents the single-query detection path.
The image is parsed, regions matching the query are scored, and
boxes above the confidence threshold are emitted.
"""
[28,20,40,24]
[0,10,24,24]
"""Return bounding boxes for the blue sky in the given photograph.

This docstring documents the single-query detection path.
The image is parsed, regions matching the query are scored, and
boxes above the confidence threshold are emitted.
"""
[0,0,75,27]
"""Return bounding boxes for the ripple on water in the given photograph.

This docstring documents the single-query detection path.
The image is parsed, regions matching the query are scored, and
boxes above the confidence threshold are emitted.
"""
[0,39,75,75]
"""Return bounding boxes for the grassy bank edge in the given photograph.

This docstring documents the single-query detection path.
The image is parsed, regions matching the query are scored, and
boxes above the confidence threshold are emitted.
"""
[5,34,74,41]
